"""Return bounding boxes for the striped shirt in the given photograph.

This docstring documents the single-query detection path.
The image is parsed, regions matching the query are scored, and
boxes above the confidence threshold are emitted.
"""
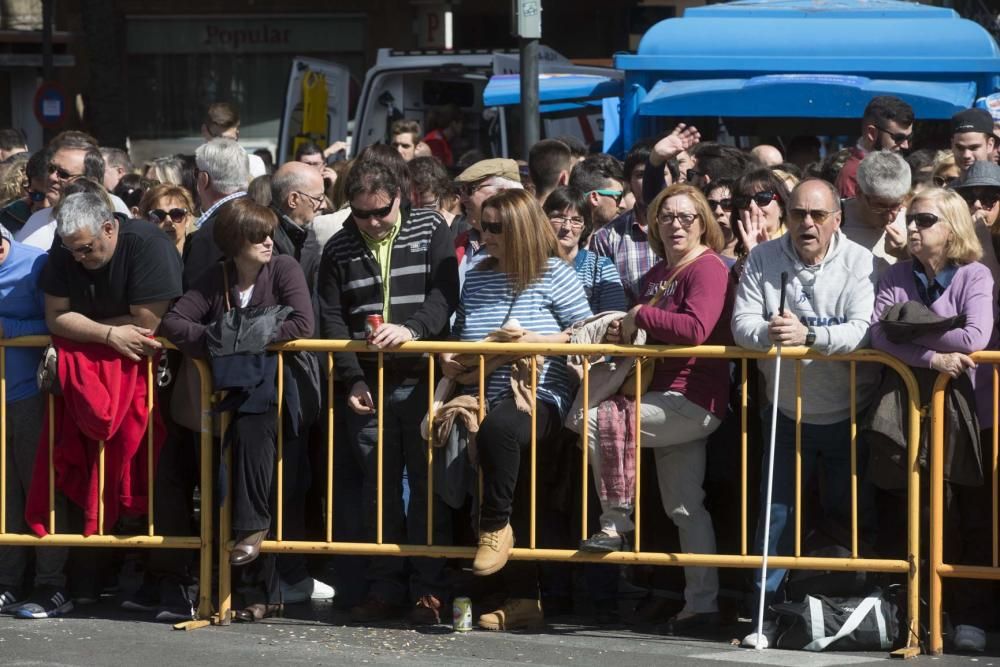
[588,208,659,308]
[454,257,592,416]
[573,249,628,314]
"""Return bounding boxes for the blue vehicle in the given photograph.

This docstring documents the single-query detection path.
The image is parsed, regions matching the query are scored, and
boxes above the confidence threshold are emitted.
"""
[484,0,1000,154]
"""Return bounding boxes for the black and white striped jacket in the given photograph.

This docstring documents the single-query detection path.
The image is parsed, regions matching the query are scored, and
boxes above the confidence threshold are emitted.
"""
[317,206,459,387]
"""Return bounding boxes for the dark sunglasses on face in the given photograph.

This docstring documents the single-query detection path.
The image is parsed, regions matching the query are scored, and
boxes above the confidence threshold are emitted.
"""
[863,195,905,214]
[732,190,780,210]
[61,240,95,256]
[707,198,732,211]
[876,125,913,146]
[959,189,1000,209]
[906,212,940,229]
[480,220,503,234]
[48,163,82,181]
[789,208,836,225]
[149,208,189,224]
[350,197,396,220]
[685,168,704,182]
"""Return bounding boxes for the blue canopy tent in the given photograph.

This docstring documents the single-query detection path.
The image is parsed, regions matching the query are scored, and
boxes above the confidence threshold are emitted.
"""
[483,72,623,114]
[614,0,1000,149]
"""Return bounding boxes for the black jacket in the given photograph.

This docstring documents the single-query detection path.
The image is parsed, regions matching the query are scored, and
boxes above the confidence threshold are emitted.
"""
[316,206,459,387]
[270,207,321,291]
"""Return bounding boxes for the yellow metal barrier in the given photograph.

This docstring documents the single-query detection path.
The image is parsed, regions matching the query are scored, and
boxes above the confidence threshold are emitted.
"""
[213,339,922,653]
[0,336,215,623]
[929,352,1000,655]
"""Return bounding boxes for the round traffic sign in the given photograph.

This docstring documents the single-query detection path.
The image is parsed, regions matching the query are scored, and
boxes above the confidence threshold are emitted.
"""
[34,81,68,129]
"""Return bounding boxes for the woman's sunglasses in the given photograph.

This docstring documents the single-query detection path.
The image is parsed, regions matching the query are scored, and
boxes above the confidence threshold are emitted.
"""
[732,191,780,210]
[149,208,189,224]
[481,221,503,234]
[906,212,940,229]
[707,198,732,211]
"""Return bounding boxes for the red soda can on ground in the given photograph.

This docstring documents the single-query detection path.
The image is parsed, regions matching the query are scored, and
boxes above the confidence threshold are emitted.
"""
[366,314,384,348]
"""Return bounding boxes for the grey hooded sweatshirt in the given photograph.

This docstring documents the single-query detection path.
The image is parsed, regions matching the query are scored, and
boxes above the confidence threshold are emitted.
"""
[732,230,879,424]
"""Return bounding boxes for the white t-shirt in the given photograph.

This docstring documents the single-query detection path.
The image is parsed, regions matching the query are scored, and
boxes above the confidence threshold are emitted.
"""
[16,194,131,251]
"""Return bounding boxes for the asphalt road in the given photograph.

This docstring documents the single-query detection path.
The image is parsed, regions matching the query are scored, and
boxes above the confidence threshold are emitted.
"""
[2,599,998,667]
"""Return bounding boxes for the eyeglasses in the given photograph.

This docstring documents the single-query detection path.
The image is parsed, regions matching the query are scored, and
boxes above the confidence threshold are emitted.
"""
[906,212,941,229]
[460,181,493,198]
[707,198,732,211]
[685,169,704,182]
[149,208,189,224]
[732,191,780,210]
[480,220,503,234]
[876,125,913,146]
[548,214,585,229]
[296,190,326,210]
[48,163,83,181]
[657,212,700,226]
[863,195,905,214]
[959,189,1000,209]
[350,197,396,220]
[588,189,624,206]
[789,208,837,225]
[61,240,95,257]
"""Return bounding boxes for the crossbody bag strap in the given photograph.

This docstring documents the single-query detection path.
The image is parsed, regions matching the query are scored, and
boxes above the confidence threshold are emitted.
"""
[221,261,232,312]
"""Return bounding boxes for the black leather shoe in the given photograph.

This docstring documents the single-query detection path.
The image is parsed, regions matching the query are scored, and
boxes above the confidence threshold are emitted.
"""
[230,529,267,566]
[579,532,625,553]
[658,610,720,636]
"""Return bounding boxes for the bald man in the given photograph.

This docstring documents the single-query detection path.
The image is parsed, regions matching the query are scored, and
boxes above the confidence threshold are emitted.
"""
[751,144,784,167]
[271,160,325,289]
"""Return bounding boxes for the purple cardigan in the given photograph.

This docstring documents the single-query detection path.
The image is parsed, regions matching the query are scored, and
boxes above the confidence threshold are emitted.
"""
[161,254,314,359]
[871,259,998,423]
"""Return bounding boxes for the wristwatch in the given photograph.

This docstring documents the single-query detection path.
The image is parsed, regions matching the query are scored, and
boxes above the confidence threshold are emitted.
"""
[805,328,816,347]
[406,326,421,341]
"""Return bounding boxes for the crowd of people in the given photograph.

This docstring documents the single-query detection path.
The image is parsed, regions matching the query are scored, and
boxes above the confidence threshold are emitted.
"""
[0,94,997,651]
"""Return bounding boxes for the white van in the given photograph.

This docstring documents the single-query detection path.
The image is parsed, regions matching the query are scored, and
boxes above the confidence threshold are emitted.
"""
[277,46,620,165]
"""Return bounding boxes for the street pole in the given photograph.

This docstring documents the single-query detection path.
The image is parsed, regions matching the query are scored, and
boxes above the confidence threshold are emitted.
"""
[513,0,541,159]
[42,0,53,144]
[520,37,539,158]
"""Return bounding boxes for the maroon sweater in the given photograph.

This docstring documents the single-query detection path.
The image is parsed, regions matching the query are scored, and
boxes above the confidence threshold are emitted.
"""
[633,250,735,419]
[160,254,314,359]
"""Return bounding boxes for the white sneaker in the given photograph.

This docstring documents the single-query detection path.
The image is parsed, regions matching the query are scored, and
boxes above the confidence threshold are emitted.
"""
[953,624,986,652]
[741,620,779,649]
[279,577,336,604]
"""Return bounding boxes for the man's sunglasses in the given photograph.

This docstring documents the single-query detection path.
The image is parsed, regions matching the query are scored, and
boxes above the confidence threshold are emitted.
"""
[686,169,704,182]
[707,198,732,211]
[589,189,623,206]
[351,197,396,220]
[149,208,189,224]
[788,208,836,225]
[876,125,913,146]
[481,221,503,234]
[959,189,1000,209]
[61,240,95,256]
[48,163,82,181]
[732,191,780,210]
[906,212,941,229]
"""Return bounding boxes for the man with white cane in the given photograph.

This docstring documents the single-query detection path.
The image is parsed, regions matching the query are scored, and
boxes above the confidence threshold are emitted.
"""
[732,179,880,648]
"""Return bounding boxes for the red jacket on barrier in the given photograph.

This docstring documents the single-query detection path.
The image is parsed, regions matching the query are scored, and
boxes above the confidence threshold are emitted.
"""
[25,336,165,537]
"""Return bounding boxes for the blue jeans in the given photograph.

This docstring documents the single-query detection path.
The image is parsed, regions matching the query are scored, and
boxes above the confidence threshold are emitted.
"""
[346,378,451,604]
[751,411,873,620]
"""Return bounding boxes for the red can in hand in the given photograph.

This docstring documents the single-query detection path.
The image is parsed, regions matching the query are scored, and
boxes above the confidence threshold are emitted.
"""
[366,314,384,348]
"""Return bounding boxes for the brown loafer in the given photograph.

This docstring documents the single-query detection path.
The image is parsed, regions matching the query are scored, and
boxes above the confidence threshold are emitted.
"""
[233,602,283,622]
[230,529,267,566]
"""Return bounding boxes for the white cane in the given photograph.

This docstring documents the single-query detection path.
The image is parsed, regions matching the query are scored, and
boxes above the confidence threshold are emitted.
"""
[755,271,788,650]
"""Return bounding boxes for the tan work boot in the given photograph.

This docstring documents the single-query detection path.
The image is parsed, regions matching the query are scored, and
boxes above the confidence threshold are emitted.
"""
[478,597,544,632]
[472,523,514,576]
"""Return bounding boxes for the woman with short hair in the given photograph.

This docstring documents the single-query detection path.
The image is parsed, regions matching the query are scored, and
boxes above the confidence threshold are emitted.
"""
[160,198,313,621]
[870,187,997,652]
[440,189,592,632]
[543,186,626,313]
